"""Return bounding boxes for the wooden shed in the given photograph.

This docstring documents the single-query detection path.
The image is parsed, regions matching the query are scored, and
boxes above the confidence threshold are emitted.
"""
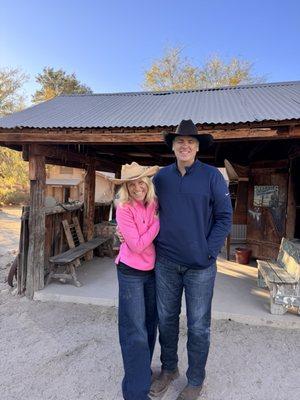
[45,166,114,204]
[1,81,300,298]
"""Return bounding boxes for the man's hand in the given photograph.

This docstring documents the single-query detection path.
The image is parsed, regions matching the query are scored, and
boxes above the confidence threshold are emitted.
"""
[116,226,125,243]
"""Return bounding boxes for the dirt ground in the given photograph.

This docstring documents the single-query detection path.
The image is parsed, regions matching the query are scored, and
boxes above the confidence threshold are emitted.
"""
[0,206,22,254]
[0,206,22,292]
[0,207,300,400]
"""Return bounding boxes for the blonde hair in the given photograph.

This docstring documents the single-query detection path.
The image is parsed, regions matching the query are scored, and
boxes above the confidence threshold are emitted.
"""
[114,176,156,207]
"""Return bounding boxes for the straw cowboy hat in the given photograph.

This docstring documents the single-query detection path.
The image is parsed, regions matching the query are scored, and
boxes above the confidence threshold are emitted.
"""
[163,119,213,150]
[106,162,159,185]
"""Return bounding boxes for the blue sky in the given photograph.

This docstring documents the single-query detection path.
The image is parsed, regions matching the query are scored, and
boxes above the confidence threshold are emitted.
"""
[1,0,300,103]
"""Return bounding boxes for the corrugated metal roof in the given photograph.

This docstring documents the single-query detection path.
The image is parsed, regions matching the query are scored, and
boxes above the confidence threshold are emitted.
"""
[1,81,300,129]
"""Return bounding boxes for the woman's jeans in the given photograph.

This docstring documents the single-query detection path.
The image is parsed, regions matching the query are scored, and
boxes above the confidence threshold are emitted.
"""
[155,256,216,387]
[117,269,158,400]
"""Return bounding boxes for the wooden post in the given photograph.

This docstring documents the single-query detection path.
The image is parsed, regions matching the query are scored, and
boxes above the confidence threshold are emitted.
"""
[26,145,46,299]
[18,206,29,295]
[83,163,96,260]
[286,159,296,238]
[111,166,122,221]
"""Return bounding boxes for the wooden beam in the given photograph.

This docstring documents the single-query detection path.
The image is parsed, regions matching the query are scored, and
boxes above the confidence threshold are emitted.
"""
[46,157,117,173]
[95,151,134,165]
[83,163,96,261]
[22,145,29,161]
[135,145,164,161]
[18,206,29,295]
[95,154,154,167]
[43,156,116,172]
[0,131,163,144]
[45,157,88,170]
[0,126,300,145]
[26,144,46,298]
[2,126,299,145]
[212,128,280,141]
[33,144,118,170]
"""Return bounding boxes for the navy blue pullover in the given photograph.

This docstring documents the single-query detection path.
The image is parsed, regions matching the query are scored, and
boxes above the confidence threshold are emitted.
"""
[153,160,232,269]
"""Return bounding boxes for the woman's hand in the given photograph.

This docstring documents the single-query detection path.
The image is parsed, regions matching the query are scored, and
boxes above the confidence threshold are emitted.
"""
[154,202,159,218]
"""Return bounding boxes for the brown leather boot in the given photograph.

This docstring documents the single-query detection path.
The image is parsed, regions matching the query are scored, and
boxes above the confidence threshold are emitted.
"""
[176,384,203,400]
[149,368,179,397]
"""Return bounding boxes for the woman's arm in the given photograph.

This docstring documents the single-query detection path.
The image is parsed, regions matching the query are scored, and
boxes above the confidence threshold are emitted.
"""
[116,205,159,254]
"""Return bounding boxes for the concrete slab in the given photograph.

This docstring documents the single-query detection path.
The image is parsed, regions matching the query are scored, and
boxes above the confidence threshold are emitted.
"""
[34,254,300,329]
[213,257,300,328]
[34,257,118,307]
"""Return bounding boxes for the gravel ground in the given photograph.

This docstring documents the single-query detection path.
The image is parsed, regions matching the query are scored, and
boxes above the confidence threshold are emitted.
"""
[0,206,22,255]
[0,287,299,400]
[0,207,300,400]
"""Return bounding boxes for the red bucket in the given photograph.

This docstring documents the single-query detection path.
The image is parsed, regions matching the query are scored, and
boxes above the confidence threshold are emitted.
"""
[235,248,252,265]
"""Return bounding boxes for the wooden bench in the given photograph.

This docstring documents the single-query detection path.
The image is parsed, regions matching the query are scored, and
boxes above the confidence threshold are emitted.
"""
[257,238,300,315]
[47,217,113,287]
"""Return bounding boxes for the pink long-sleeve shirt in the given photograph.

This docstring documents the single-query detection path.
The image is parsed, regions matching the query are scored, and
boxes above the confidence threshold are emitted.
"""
[115,200,160,271]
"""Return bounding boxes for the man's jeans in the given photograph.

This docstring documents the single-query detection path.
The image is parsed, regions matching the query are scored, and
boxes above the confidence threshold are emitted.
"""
[155,256,216,387]
[117,269,158,400]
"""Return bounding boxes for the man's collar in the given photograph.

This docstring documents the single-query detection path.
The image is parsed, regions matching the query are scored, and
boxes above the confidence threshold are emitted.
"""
[172,159,201,175]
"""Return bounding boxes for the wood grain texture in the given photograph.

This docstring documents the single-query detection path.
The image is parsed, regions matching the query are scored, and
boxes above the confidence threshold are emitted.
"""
[26,145,46,298]
[3,126,299,145]
[257,238,300,313]
[83,164,96,260]
[49,236,111,264]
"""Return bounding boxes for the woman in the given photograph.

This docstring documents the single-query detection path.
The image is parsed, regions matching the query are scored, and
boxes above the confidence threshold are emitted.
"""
[111,162,160,400]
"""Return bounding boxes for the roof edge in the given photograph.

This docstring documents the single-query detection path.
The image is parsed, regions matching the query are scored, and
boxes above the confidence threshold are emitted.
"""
[58,80,300,97]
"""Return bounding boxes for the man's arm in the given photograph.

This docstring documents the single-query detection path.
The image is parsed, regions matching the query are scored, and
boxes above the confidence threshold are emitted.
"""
[206,171,232,259]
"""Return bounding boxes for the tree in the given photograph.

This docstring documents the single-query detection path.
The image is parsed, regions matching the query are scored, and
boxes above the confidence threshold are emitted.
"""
[143,47,264,91]
[198,55,263,88]
[0,68,29,204]
[0,148,28,187]
[143,47,201,91]
[32,67,92,103]
[0,67,30,204]
[0,67,28,117]
[0,147,29,205]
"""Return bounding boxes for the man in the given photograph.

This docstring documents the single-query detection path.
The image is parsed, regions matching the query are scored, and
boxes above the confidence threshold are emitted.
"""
[150,119,232,400]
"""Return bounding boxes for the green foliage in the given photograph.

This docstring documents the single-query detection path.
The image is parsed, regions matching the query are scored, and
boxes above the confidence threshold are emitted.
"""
[0,147,29,205]
[0,187,29,206]
[0,67,28,117]
[143,47,264,91]
[32,67,93,103]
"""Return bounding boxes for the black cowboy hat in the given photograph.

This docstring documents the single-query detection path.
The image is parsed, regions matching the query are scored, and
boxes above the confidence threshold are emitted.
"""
[163,119,213,150]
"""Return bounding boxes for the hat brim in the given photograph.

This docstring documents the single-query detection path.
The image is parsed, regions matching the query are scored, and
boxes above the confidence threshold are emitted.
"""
[106,165,159,185]
[163,131,214,150]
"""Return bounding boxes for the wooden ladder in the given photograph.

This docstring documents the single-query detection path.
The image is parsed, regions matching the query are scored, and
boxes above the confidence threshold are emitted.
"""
[62,217,85,267]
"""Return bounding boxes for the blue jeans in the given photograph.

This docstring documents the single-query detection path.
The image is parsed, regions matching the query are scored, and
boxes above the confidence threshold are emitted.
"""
[155,256,216,387]
[117,269,158,400]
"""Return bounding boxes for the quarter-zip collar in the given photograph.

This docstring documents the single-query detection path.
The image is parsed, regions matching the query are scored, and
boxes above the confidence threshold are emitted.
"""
[172,159,201,176]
